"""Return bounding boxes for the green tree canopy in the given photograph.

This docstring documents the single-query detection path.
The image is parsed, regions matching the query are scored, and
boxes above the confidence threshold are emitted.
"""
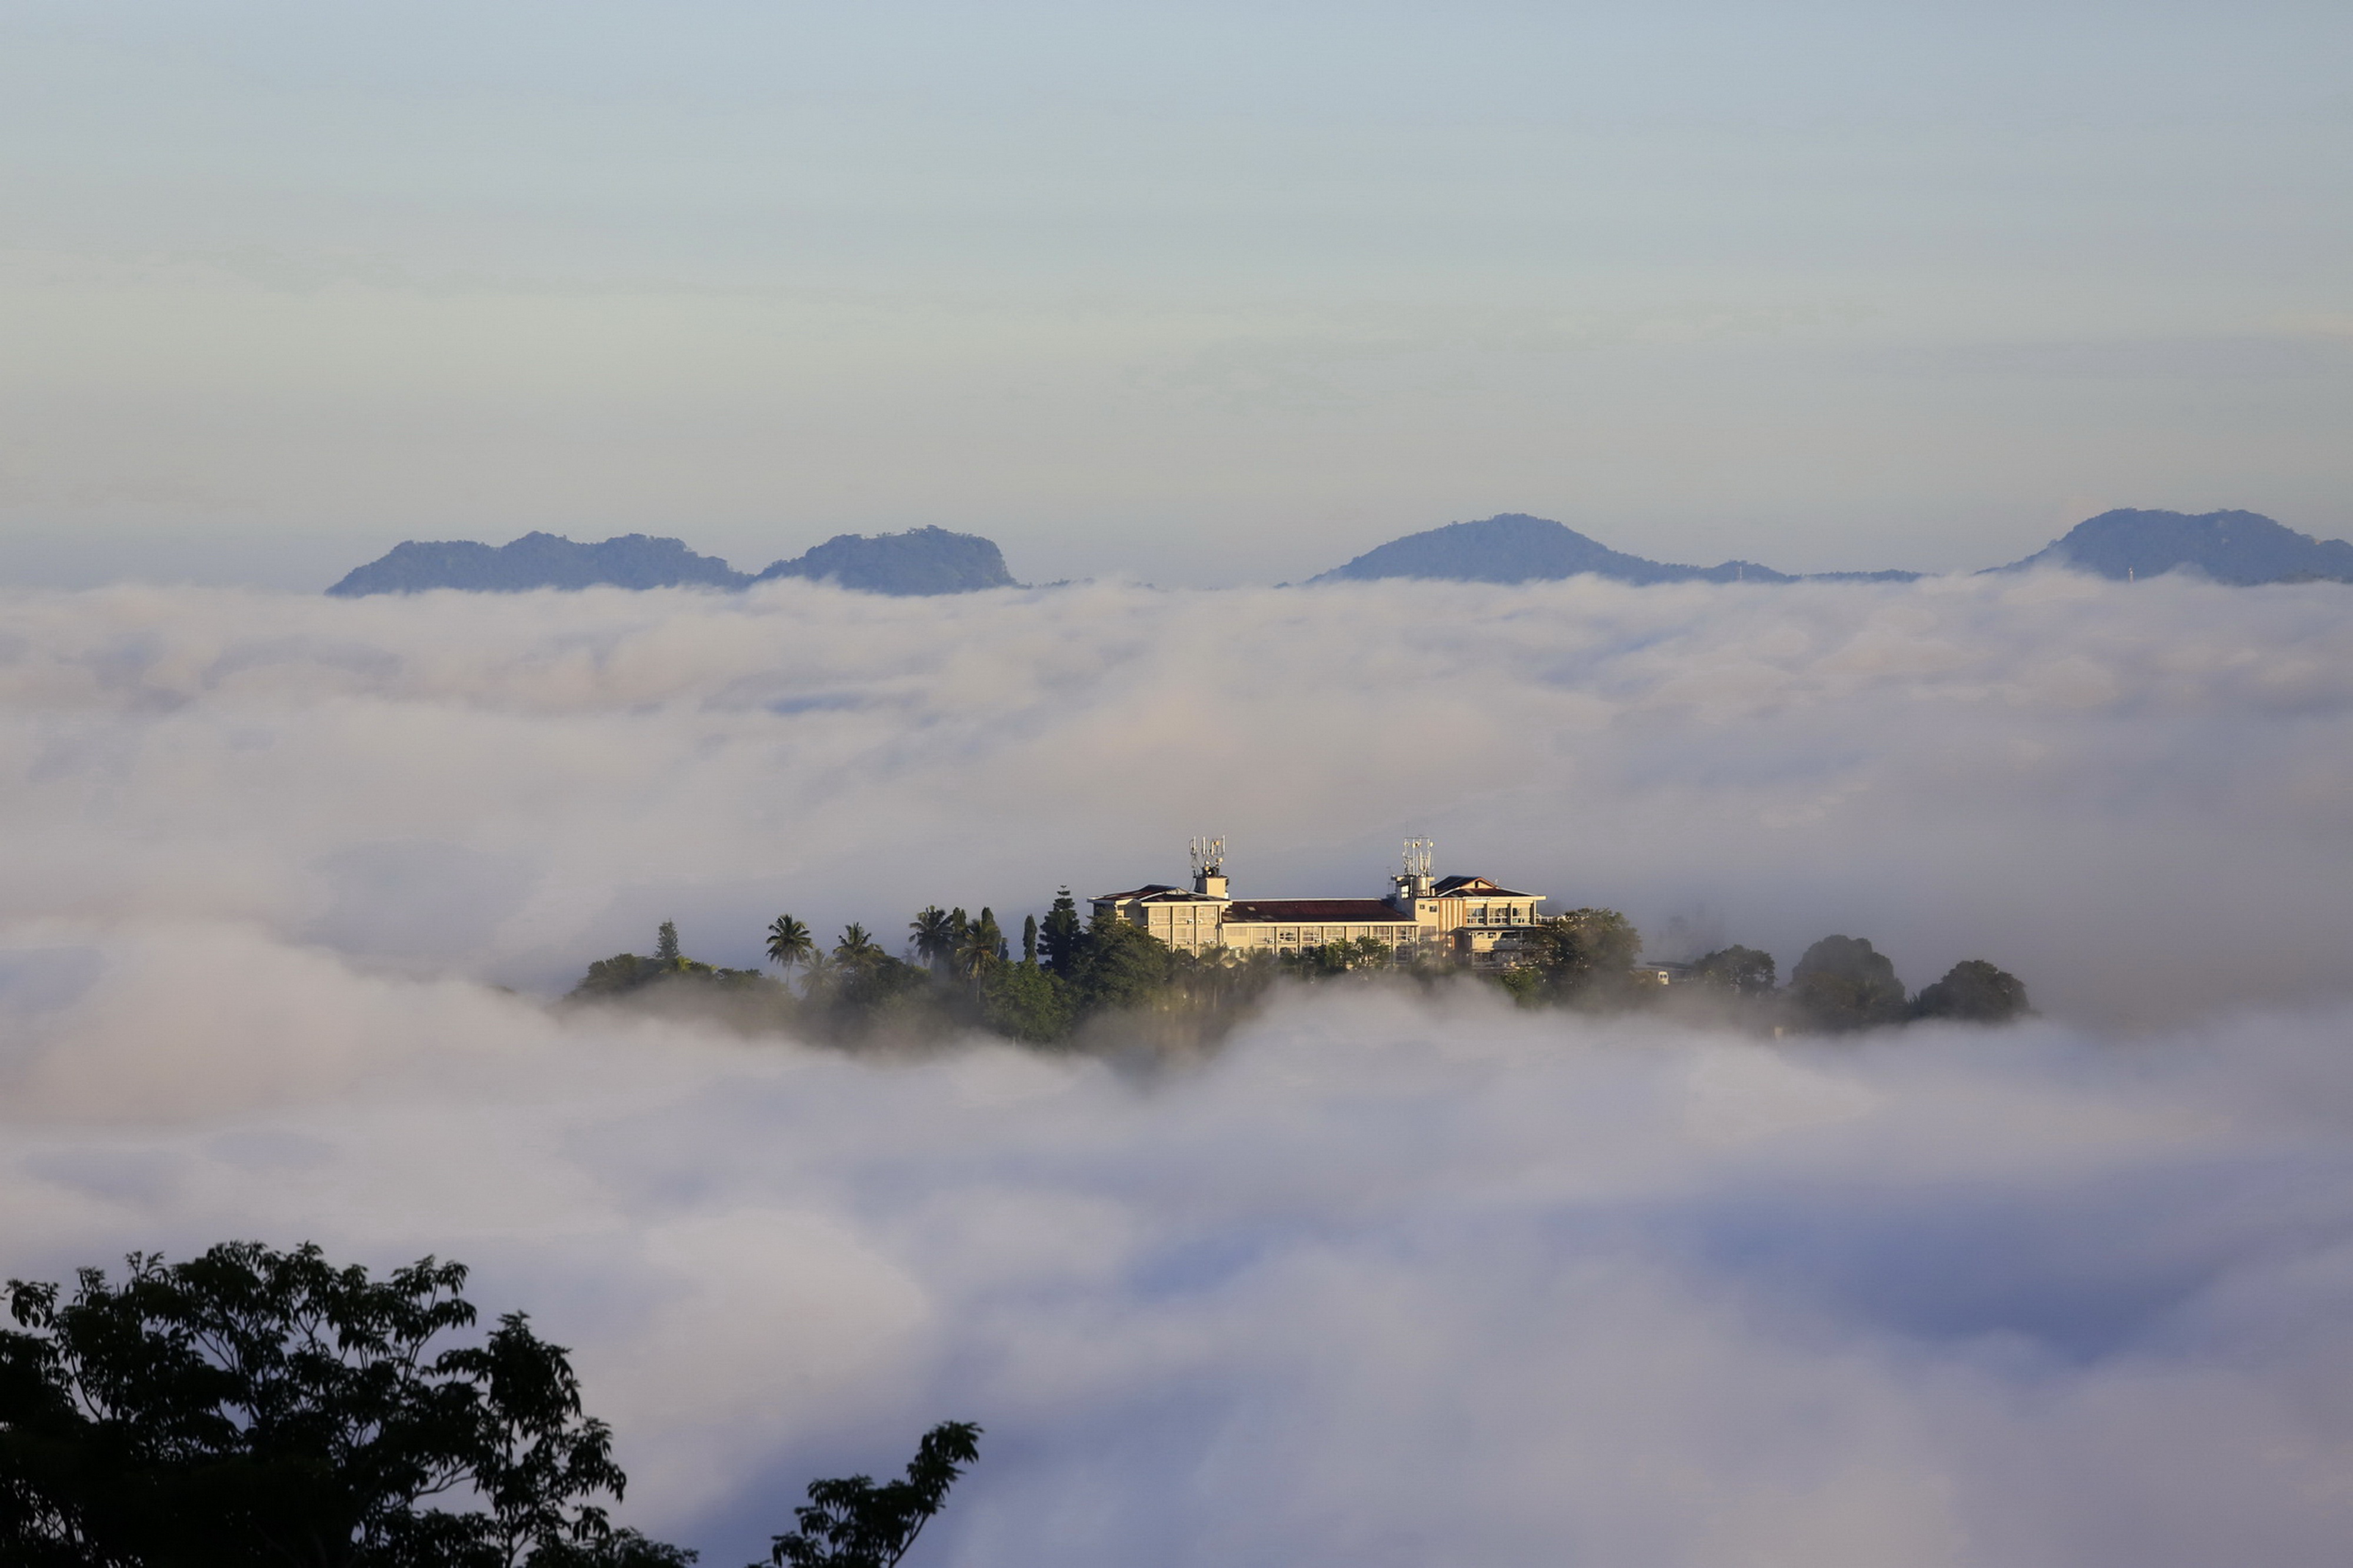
[1037,890,1082,976]
[954,910,1004,979]
[796,951,839,1000]
[833,925,879,968]
[1789,935,1907,1032]
[979,963,1071,1043]
[834,955,930,1012]
[1910,959,2031,1023]
[906,908,955,972]
[1515,909,1642,1003]
[1691,945,1777,997]
[1072,909,1171,1013]
[656,923,681,965]
[766,916,814,972]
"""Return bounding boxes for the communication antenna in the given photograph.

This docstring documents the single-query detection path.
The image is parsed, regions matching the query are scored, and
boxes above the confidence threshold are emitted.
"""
[1402,837,1434,878]
[1189,836,1226,876]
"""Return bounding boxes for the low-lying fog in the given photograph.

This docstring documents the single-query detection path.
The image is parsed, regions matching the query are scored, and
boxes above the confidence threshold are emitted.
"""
[4,575,2351,1564]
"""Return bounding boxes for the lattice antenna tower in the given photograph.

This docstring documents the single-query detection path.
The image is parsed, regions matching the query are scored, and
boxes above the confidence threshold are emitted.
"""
[1402,837,1435,879]
[1189,836,1226,876]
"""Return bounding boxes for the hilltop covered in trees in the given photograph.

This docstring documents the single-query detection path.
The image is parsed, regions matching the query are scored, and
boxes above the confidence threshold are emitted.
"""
[565,898,2029,1052]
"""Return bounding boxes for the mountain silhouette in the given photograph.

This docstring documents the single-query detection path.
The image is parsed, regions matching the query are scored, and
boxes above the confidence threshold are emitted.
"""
[1992,509,2353,583]
[1305,513,1913,586]
[326,532,744,596]
[327,527,1016,596]
[754,527,1016,595]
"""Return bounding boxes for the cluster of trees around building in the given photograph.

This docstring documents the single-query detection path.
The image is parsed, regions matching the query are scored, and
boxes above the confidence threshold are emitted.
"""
[566,898,2029,1049]
[0,1242,978,1567]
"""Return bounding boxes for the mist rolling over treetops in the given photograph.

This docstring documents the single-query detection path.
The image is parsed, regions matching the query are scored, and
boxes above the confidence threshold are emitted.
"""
[4,570,2353,1561]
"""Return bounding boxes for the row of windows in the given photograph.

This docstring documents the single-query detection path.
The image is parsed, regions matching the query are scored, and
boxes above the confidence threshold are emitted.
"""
[1154,922,1420,942]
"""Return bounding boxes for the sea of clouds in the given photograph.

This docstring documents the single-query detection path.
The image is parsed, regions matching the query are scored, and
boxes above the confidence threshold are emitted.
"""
[3,573,2352,1564]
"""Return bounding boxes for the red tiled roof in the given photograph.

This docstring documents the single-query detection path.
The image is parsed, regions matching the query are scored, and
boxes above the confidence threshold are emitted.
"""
[1224,899,1415,924]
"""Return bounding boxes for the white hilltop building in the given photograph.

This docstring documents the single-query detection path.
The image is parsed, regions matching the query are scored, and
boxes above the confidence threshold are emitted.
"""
[1089,838,1548,967]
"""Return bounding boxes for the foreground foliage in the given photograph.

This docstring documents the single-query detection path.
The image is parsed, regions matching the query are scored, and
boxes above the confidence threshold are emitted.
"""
[0,1243,625,1567]
[761,1422,981,1568]
[0,1245,978,1568]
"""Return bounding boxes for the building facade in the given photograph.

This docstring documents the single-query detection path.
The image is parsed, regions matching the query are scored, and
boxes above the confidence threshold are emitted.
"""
[1089,840,1548,967]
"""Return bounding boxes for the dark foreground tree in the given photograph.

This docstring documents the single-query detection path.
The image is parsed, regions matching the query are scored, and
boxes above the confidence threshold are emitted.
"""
[5,1245,984,1568]
[757,1422,981,1568]
[0,1242,634,1567]
[1911,959,2031,1023]
[544,1529,701,1566]
[1788,935,1907,1032]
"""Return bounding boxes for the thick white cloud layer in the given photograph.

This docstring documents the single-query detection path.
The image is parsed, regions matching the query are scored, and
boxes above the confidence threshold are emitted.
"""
[4,575,2352,1563]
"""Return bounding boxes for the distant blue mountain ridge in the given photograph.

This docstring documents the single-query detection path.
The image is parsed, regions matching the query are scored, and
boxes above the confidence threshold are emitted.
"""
[1989,508,2353,584]
[1307,508,2353,588]
[1305,513,1916,586]
[323,508,2353,597]
[325,526,1018,597]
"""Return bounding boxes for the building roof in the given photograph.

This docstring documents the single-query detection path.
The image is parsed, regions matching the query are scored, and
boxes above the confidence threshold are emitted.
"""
[1091,884,1228,905]
[1223,899,1417,925]
[1432,875,1538,898]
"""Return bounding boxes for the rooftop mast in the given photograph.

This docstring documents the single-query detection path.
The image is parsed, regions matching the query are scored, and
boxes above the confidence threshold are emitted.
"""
[1399,836,1435,900]
[1190,836,1229,898]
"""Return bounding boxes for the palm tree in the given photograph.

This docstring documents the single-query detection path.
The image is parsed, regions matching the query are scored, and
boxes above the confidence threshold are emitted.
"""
[954,908,1005,979]
[909,906,956,971]
[835,923,879,966]
[766,914,814,972]
[797,950,838,999]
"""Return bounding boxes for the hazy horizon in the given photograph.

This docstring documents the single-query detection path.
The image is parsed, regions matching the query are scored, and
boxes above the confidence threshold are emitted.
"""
[5,2,2351,590]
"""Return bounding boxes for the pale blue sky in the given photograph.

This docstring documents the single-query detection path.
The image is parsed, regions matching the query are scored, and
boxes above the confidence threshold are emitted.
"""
[3,1,2348,586]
